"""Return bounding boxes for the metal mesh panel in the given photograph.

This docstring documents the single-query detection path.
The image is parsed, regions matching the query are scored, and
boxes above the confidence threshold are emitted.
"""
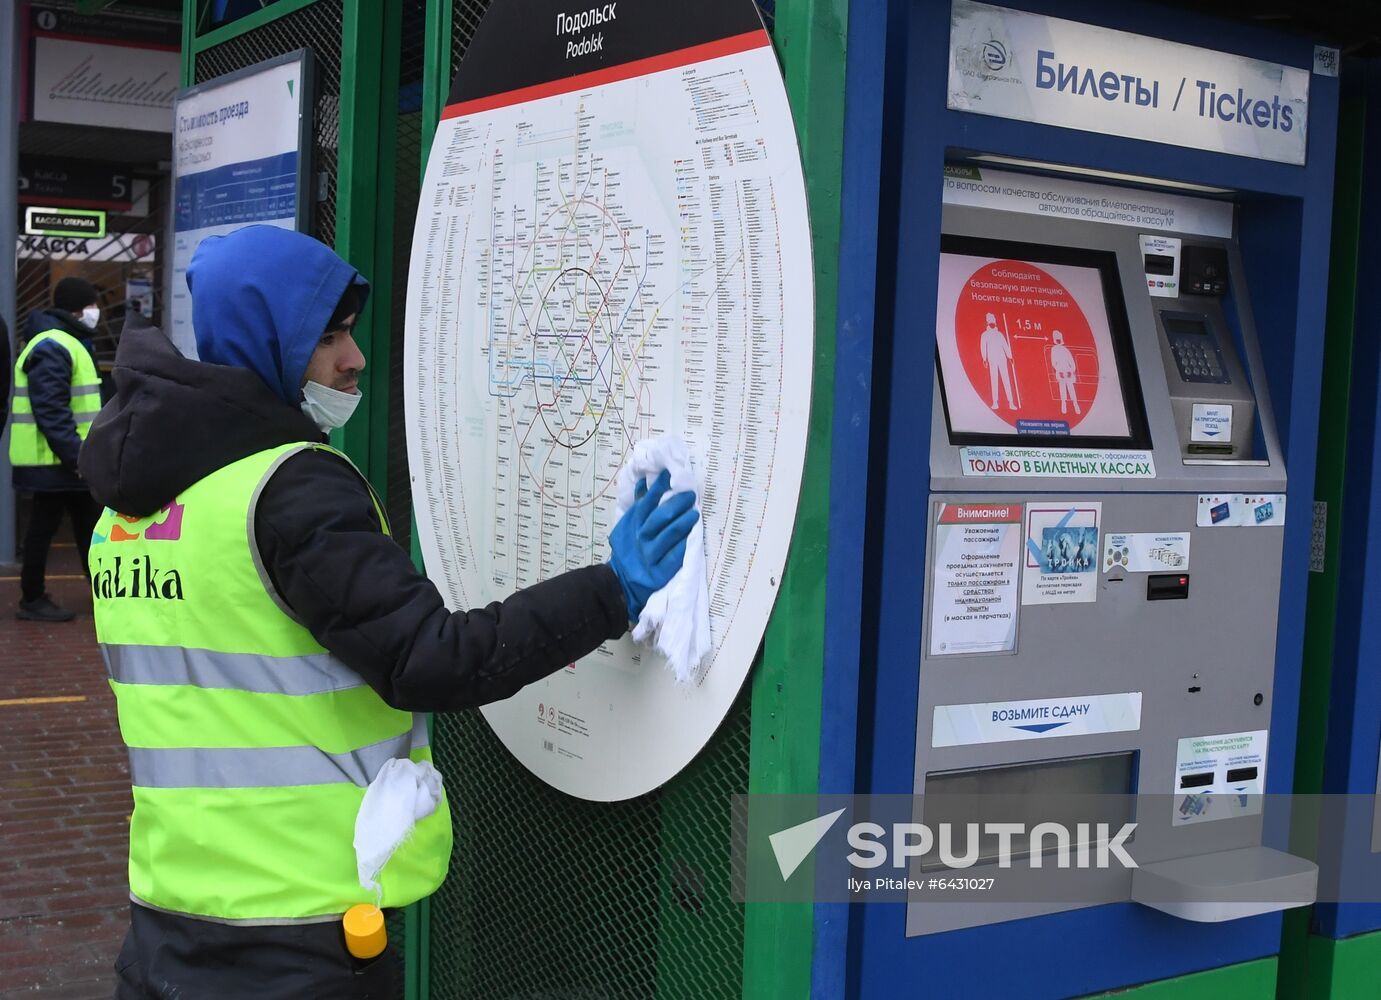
[193,2,344,246]
[450,0,490,72]
[756,0,776,32]
[431,690,750,999]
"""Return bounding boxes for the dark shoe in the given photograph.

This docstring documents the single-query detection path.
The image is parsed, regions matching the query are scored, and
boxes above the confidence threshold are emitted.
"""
[17,595,76,622]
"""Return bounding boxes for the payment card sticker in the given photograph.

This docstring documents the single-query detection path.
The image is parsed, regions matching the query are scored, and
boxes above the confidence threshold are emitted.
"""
[1021,502,1100,606]
[1197,494,1286,527]
[1172,730,1268,826]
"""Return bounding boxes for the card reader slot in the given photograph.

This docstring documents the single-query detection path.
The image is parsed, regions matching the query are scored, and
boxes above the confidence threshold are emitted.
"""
[1144,253,1175,276]
[1179,772,1215,789]
[1226,767,1259,783]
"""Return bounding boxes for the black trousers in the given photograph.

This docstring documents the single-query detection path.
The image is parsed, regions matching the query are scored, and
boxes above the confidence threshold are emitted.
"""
[114,903,397,1000]
[20,490,98,603]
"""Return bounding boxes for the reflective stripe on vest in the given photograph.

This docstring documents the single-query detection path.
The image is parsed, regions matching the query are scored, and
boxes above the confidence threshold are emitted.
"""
[126,724,426,789]
[92,443,451,922]
[126,715,429,788]
[104,644,368,696]
[9,329,102,467]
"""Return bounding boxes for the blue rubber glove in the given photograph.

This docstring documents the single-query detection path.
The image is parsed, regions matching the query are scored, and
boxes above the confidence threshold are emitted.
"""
[608,469,699,622]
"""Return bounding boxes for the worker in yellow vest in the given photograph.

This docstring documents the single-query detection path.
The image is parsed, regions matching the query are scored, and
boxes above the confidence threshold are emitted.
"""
[9,277,103,622]
[79,226,697,999]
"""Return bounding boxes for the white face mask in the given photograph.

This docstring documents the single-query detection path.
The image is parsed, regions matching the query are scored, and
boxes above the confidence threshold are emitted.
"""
[300,380,362,432]
[80,306,100,330]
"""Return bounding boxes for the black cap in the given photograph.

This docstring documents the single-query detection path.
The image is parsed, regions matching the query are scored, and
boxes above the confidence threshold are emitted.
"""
[54,277,99,314]
[325,283,363,334]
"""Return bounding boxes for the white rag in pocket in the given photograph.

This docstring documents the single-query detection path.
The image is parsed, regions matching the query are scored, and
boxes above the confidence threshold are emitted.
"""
[354,757,443,900]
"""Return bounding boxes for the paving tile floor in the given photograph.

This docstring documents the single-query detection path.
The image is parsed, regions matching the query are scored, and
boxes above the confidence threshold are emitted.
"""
[0,536,129,999]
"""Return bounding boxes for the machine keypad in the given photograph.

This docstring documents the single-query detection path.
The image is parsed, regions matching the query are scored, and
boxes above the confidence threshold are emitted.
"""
[1172,339,1230,385]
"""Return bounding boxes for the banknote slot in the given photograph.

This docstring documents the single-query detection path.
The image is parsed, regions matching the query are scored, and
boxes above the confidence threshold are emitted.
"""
[1148,574,1190,601]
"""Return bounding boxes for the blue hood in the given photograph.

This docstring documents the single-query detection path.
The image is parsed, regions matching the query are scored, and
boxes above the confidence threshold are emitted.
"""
[187,225,369,404]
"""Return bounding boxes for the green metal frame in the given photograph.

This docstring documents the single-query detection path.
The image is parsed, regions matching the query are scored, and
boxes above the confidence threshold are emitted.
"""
[1288,928,1381,999]
[1277,93,1367,1000]
[331,1,400,499]
[743,1,849,997]
[410,7,456,995]
[187,0,320,63]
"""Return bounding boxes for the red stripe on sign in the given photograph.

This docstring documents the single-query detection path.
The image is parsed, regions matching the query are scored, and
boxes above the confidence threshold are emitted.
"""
[442,30,770,120]
[937,504,1023,525]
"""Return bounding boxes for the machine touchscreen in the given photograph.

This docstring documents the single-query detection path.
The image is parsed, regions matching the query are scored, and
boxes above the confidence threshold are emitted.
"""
[935,236,1150,449]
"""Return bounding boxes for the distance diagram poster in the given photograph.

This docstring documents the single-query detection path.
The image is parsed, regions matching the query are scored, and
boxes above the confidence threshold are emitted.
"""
[404,1,813,800]
[936,253,1130,439]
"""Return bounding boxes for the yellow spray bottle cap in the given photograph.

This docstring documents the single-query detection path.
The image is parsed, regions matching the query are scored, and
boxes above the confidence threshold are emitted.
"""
[343,903,387,960]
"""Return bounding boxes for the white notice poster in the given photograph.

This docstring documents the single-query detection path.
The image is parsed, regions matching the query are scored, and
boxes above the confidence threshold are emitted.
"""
[404,3,813,801]
[1022,502,1101,605]
[929,503,1022,656]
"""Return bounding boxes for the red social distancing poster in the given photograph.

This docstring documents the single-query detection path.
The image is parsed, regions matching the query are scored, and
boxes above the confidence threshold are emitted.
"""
[935,254,1132,440]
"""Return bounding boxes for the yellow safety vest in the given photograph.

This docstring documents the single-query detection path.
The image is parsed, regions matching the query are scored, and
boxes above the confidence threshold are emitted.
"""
[91,442,452,922]
[9,328,101,467]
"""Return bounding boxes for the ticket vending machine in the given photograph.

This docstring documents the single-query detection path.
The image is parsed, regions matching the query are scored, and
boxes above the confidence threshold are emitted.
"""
[912,187,1315,943]
[826,1,1342,996]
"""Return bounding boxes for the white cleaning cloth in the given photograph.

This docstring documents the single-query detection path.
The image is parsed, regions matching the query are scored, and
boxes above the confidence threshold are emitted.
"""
[354,756,444,899]
[614,435,712,684]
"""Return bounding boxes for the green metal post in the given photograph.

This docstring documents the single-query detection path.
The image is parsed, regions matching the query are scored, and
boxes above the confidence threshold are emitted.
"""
[331,0,395,497]
[411,11,456,992]
[333,4,429,995]
[741,1,849,997]
[410,8,458,995]
[1277,95,1367,1000]
[421,0,455,169]
[180,1,196,86]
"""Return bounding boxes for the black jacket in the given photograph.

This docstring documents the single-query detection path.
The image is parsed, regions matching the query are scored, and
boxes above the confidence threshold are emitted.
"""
[0,313,10,440]
[12,309,98,492]
[79,329,630,712]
